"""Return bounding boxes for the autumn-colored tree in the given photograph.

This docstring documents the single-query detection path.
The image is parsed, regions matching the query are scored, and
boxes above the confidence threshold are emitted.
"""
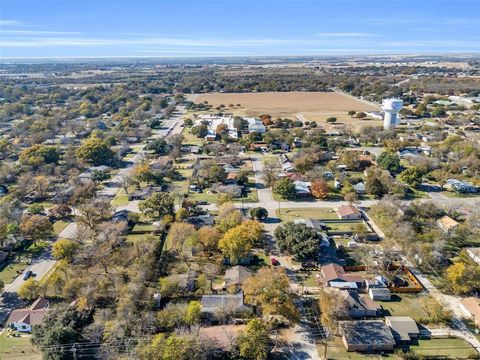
[318,289,349,333]
[260,114,273,126]
[219,220,263,264]
[20,215,53,243]
[446,262,480,294]
[194,226,222,254]
[32,176,51,200]
[236,319,270,360]
[243,267,300,324]
[18,278,42,301]
[132,162,153,185]
[52,239,79,261]
[310,179,330,199]
[76,200,113,230]
[20,144,59,166]
[166,222,196,253]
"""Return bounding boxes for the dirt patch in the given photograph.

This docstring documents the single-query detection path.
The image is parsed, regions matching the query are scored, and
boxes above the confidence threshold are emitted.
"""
[194,91,379,119]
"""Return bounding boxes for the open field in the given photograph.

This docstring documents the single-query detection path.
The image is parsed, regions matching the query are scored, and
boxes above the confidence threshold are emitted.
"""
[193,92,379,119]
[0,332,41,360]
[300,112,384,131]
[277,207,339,221]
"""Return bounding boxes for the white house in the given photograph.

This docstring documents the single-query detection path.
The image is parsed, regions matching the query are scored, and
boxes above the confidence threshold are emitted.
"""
[7,298,49,332]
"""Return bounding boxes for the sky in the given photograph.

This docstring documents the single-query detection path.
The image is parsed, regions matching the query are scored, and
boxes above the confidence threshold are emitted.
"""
[0,0,479,58]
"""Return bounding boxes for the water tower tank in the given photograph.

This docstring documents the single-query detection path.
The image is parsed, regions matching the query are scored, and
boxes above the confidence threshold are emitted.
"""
[382,98,403,130]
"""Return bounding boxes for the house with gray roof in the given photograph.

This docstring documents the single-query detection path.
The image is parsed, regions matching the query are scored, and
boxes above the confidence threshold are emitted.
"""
[339,320,395,352]
[385,316,420,344]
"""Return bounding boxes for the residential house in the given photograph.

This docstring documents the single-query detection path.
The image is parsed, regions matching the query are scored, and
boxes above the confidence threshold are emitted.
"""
[466,248,480,265]
[369,288,391,301]
[294,180,311,197]
[322,264,363,289]
[246,118,266,134]
[186,214,215,229]
[437,215,459,232]
[353,182,366,195]
[385,316,420,344]
[6,298,49,332]
[201,293,252,319]
[337,205,362,220]
[128,186,163,201]
[339,290,382,318]
[224,266,254,288]
[460,297,480,327]
[447,179,477,193]
[339,320,395,352]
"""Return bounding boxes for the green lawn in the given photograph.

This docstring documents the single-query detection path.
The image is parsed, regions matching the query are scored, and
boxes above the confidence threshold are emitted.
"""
[276,207,338,221]
[52,220,69,236]
[132,223,157,233]
[0,332,41,360]
[181,126,205,145]
[441,191,480,198]
[111,189,130,206]
[410,338,477,358]
[377,293,440,321]
[327,221,366,232]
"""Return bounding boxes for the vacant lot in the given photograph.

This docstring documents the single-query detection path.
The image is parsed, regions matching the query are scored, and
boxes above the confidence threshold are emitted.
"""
[300,112,383,131]
[193,92,378,119]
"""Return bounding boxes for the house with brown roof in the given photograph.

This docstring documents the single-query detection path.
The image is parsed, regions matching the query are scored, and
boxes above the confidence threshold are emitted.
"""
[460,297,480,327]
[437,215,459,232]
[6,298,49,332]
[337,205,362,220]
[321,264,364,289]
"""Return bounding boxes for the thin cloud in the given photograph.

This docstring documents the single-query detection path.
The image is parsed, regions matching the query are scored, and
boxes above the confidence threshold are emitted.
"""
[1,30,82,36]
[314,32,374,37]
[0,19,24,26]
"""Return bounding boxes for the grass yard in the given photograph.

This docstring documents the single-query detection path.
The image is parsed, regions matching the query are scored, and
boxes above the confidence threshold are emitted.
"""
[277,207,338,221]
[111,189,130,206]
[53,220,69,236]
[410,338,477,358]
[377,293,440,321]
[0,332,41,360]
[327,221,367,232]
[181,126,205,146]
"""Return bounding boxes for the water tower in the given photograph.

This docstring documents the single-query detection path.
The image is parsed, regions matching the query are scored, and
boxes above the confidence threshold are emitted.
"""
[382,98,403,130]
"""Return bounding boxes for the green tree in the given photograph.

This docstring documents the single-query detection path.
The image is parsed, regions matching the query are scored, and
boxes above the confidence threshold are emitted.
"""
[20,145,59,166]
[184,301,201,326]
[399,167,423,187]
[237,319,270,360]
[32,306,91,360]
[191,124,208,138]
[139,192,175,220]
[274,222,320,261]
[326,117,337,123]
[76,138,115,166]
[249,207,268,220]
[377,151,401,173]
[366,175,387,198]
[273,177,296,200]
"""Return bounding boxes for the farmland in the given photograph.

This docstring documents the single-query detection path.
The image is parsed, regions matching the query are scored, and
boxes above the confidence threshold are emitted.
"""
[193,91,379,119]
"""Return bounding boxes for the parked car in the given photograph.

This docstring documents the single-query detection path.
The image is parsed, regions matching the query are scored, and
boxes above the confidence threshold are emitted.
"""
[23,270,34,280]
[198,201,209,205]
[271,258,280,266]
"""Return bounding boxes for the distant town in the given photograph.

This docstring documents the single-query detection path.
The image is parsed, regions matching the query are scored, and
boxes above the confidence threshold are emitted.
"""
[0,54,479,360]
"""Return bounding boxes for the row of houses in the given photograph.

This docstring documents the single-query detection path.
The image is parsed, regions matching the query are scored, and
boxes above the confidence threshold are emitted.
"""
[194,115,266,141]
